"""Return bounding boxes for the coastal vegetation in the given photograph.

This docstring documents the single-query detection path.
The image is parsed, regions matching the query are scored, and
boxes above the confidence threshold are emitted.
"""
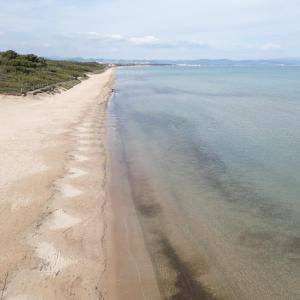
[0,50,107,95]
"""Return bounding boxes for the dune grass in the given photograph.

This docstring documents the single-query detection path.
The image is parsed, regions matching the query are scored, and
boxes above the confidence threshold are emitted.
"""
[0,50,107,95]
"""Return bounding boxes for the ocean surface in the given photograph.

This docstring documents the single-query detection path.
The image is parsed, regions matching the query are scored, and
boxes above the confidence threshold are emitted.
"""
[107,66,300,300]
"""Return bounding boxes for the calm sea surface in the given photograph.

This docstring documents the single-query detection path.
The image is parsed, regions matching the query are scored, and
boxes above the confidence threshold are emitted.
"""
[107,66,300,299]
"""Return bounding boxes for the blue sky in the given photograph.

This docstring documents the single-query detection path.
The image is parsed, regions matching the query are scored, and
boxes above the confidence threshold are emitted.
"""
[0,0,299,59]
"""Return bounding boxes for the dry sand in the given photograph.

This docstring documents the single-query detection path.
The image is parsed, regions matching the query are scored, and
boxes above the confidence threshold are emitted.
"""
[0,69,114,299]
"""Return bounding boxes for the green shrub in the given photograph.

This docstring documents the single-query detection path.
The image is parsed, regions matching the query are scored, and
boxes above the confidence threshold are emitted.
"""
[0,50,107,95]
[2,50,18,60]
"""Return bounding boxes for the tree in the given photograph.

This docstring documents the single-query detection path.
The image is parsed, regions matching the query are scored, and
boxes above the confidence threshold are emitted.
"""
[2,50,18,60]
[24,54,39,62]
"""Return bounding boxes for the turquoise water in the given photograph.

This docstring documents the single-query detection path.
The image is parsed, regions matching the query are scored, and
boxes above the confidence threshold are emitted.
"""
[108,66,300,299]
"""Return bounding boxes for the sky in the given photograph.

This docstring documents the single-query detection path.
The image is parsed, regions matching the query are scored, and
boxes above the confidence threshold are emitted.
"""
[0,0,300,60]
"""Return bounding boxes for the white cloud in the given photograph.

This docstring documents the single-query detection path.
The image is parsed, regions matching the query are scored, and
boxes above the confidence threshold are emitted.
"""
[175,40,208,49]
[73,32,207,49]
[260,43,281,51]
[74,32,159,46]
[128,35,160,45]
[104,34,124,41]
[85,31,99,36]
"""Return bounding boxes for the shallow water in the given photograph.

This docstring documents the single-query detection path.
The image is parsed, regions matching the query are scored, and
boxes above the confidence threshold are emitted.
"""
[107,66,300,299]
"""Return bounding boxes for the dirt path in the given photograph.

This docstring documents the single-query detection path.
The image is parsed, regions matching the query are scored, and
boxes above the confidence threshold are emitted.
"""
[0,69,114,300]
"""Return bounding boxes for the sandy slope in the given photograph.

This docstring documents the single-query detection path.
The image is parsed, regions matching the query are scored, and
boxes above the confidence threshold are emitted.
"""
[0,69,114,299]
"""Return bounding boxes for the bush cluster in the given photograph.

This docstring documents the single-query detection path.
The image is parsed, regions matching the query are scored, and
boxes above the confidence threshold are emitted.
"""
[0,50,107,95]
[0,50,47,72]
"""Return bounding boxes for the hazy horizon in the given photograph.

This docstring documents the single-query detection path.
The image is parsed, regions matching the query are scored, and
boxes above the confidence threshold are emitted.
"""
[46,55,300,62]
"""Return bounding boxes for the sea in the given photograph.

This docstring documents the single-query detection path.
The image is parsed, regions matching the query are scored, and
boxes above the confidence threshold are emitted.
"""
[107,65,300,300]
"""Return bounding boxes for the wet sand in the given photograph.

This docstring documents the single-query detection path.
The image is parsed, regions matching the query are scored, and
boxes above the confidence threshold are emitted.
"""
[106,126,162,300]
[0,69,114,299]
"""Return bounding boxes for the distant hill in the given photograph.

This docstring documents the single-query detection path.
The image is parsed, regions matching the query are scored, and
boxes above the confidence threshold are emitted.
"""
[0,50,107,95]
[48,56,300,67]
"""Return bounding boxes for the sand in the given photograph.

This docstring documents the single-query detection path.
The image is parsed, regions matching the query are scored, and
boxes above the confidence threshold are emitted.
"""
[0,69,114,299]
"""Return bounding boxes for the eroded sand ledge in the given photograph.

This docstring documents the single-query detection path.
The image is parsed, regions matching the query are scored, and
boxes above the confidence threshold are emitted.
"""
[0,69,114,299]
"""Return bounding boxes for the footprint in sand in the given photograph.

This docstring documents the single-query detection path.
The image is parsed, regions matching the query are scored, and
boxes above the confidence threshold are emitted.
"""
[35,241,74,274]
[76,126,92,133]
[75,146,90,152]
[68,167,87,178]
[7,295,42,300]
[60,183,82,198]
[71,153,89,162]
[11,197,33,211]
[49,209,81,230]
[78,139,94,145]
[81,122,93,128]
[75,132,93,138]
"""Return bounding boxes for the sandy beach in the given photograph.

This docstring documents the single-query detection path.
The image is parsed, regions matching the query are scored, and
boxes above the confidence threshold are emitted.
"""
[0,69,114,299]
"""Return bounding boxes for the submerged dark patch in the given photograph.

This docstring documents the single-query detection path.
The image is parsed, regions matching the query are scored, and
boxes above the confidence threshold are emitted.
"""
[160,236,217,300]
[136,202,161,218]
[132,111,293,224]
[284,236,300,256]
[128,175,162,219]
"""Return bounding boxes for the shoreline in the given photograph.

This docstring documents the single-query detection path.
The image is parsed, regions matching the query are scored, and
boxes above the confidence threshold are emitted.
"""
[105,105,162,299]
[0,69,114,299]
[105,95,218,300]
